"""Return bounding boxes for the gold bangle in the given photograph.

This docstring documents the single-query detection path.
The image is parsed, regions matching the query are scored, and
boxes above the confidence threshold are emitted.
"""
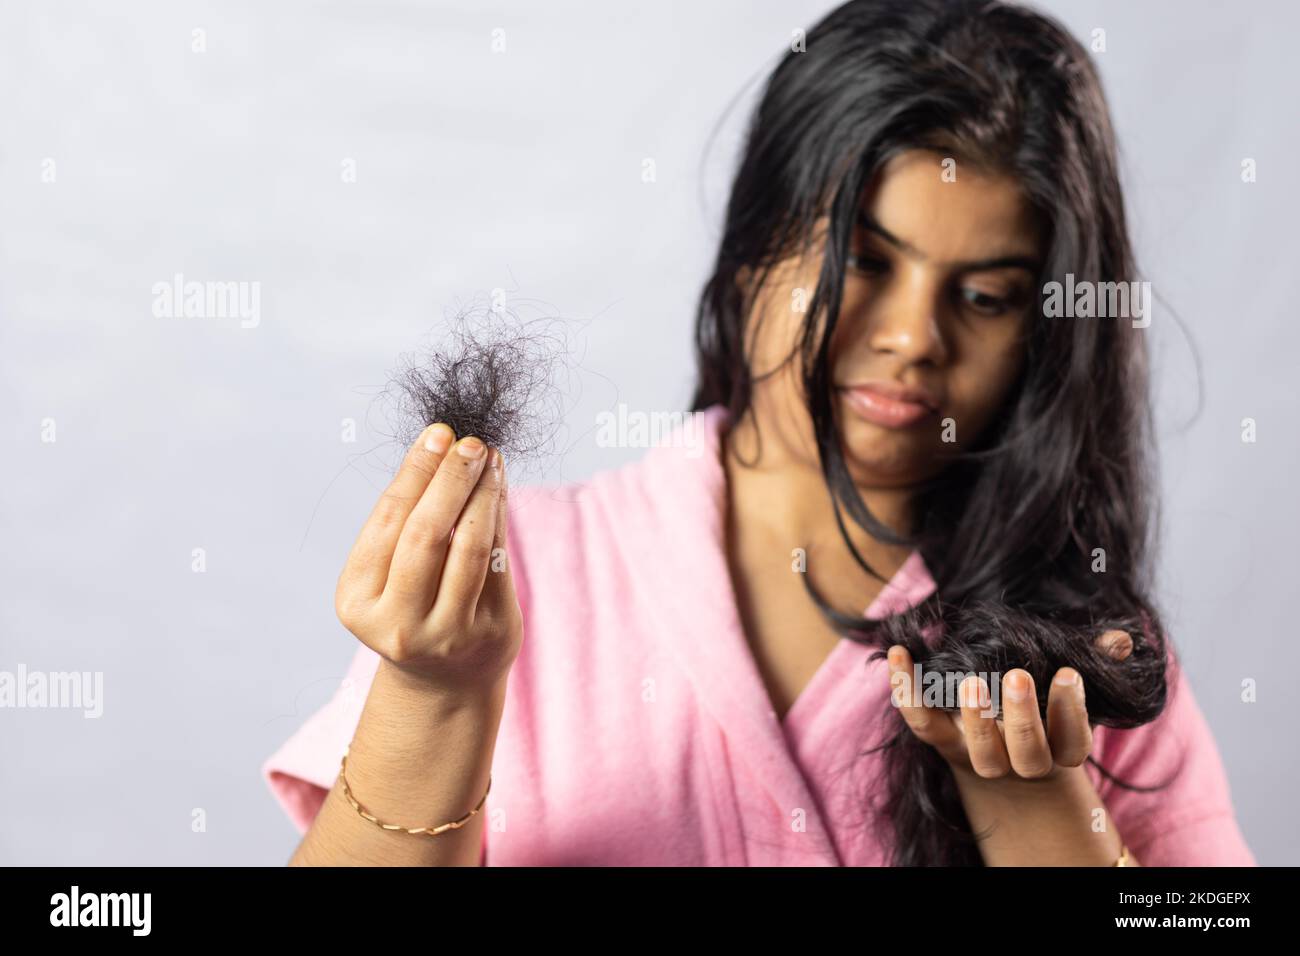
[338,745,491,837]
[1113,843,1132,867]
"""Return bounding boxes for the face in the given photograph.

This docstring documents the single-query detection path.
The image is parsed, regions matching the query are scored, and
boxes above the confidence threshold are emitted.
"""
[741,149,1042,489]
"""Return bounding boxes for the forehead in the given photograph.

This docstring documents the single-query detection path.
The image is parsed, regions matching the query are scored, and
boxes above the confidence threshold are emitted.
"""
[862,150,1041,264]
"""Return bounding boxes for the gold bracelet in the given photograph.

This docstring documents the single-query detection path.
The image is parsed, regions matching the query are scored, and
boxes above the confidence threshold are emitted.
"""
[338,745,491,837]
[1113,843,1132,867]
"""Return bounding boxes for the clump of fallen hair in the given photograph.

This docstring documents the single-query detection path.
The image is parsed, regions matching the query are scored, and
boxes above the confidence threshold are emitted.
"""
[384,302,569,466]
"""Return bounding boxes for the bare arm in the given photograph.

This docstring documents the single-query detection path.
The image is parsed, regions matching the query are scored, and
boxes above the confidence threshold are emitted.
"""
[951,763,1138,866]
[288,663,505,866]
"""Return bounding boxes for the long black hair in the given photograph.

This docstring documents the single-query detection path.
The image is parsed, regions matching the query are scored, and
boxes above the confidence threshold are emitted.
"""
[691,0,1178,865]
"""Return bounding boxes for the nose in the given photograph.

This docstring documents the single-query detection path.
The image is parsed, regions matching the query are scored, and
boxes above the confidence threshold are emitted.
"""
[866,265,949,366]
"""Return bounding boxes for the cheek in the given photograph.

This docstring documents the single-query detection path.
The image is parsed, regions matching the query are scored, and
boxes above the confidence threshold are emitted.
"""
[947,335,1026,431]
[750,307,799,376]
[747,262,821,377]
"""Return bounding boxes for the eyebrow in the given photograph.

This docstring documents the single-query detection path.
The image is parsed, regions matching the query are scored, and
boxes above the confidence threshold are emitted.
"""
[856,210,1041,273]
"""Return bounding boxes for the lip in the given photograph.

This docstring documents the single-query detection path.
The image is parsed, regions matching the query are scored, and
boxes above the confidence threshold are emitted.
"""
[838,381,940,429]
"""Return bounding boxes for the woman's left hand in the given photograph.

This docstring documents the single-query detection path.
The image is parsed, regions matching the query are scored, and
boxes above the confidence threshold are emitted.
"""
[886,629,1133,782]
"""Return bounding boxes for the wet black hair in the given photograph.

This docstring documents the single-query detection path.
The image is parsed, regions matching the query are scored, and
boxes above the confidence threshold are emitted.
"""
[691,0,1179,865]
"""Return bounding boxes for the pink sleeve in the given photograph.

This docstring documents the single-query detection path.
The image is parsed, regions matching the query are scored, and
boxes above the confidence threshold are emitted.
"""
[1088,643,1255,866]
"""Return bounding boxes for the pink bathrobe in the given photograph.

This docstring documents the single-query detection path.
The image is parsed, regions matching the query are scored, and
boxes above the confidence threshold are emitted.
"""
[262,404,1255,865]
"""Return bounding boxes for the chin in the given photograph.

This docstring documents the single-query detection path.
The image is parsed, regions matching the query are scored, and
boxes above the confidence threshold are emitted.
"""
[839,440,927,487]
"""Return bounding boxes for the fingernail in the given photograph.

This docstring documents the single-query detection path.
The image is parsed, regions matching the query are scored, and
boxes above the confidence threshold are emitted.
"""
[1005,671,1029,702]
[1054,669,1079,686]
[962,676,989,708]
[488,448,502,471]
[457,436,486,459]
[424,423,454,454]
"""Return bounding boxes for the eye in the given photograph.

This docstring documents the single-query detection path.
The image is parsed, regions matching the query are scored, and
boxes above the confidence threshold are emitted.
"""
[847,253,889,275]
[958,286,1014,316]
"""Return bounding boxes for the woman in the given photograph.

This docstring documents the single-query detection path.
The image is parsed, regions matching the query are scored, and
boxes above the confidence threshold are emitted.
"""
[263,0,1254,866]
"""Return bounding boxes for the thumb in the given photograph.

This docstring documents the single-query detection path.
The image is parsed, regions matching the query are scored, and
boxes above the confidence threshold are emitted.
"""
[1096,628,1133,661]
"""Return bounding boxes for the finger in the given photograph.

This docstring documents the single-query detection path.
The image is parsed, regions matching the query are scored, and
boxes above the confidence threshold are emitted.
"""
[477,454,514,619]
[1096,629,1133,661]
[1000,669,1054,778]
[1046,668,1093,766]
[384,434,491,613]
[341,423,455,601]
[887,645,964,761]
[434,446,505,626]
[959,675,1012,777]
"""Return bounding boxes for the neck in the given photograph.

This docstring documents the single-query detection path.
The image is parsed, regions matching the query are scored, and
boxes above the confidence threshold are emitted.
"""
[721,408,916,612]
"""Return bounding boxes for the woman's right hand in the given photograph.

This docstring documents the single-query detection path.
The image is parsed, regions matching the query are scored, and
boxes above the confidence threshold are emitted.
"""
[334,423,523,697]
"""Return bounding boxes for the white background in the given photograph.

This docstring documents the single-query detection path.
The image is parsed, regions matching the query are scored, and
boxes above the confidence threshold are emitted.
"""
[1,0,1294,864]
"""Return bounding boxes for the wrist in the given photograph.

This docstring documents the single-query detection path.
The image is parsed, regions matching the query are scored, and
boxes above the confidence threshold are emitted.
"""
[375,658,509,712]
[950,763,1126,866]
